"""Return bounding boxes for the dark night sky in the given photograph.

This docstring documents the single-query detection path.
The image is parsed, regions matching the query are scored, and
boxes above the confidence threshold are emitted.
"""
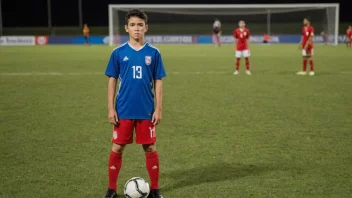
[1,0,350,27]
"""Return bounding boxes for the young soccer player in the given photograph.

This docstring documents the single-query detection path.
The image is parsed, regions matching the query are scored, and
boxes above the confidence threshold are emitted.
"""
[104,9,166,198]
[263,33,270,44]
[83,24,90,45]
[233,20,251,75]
[320,31,328,45]
[212,18,222,47]
[297,17,315,76]
[346,25,352,48]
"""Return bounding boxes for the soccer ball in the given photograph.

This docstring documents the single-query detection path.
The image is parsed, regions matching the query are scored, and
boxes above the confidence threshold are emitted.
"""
[124,177,150,198]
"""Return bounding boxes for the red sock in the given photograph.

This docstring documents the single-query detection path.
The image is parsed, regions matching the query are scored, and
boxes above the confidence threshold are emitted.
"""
[145,151,159,190]
[235,58,240,70]
[309,60,314,71]
[245,57,250,70]
[108,151,122,191]
[303,59,307,72]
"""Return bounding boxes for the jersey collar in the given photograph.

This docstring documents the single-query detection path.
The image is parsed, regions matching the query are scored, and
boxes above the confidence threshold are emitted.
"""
[127,42,148,51]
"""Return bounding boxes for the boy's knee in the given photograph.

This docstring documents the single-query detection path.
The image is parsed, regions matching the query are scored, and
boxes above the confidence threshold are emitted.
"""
[112,143,126,153]
[142,143,156,153]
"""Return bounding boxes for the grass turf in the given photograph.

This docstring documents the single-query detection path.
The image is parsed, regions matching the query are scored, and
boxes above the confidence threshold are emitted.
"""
[0,44,351,197]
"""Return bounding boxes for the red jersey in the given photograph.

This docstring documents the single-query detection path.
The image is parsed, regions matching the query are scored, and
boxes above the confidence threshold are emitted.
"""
[233,28,250,50]
[302,26,314,48]
[347,29,352,39]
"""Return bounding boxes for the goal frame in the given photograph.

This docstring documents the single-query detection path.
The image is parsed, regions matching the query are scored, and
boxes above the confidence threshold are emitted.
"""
[108,3,340,46]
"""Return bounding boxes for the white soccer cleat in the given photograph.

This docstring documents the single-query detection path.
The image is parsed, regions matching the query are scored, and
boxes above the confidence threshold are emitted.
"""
[246,70,252,75]
[309,71,315,76]
[233,70,239,75]
[296,71,307,75]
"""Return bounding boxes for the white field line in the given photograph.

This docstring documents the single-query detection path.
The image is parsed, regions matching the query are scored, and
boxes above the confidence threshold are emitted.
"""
[1,71,352,76]
[0,71,229,76]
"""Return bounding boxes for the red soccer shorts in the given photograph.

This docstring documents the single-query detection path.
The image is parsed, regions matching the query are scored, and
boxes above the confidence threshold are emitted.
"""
[302,46,314,56]
[112,120,156,145]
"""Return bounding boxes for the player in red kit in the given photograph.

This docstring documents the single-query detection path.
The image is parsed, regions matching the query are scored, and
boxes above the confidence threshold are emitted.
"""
[297,17,315,76]
[233,20,251,75]
[346,25,352,48]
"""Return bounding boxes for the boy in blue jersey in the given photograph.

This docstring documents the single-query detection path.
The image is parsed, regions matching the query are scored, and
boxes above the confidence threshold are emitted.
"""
[104,9,166,198]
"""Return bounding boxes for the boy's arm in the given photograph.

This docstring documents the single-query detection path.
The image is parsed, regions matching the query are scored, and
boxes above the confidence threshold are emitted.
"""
[304,30,314,49]
[304,36,313,49]
[152,79,163,125]
[108,77,118,125]
[246,31,251,51]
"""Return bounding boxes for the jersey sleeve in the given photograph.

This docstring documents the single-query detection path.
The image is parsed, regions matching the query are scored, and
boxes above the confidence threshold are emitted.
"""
[154,51,166,80]
[246,30,251,38]
[233,30,237,38]
[105,50,119,79]
[310,27,314,36]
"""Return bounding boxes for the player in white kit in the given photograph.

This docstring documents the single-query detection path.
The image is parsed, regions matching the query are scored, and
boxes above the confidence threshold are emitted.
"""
[212,19,222,47]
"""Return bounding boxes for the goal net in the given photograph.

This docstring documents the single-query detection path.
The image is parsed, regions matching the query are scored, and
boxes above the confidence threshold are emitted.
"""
[108,4,339,46]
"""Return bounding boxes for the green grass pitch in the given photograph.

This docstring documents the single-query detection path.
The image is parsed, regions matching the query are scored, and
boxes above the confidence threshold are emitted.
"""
[0,44,351,197]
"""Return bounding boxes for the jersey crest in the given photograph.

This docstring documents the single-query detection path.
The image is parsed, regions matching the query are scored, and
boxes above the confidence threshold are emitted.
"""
[145,56,152,65]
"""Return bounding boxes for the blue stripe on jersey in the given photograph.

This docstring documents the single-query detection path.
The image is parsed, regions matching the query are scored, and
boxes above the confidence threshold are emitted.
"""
[105,42,166,120]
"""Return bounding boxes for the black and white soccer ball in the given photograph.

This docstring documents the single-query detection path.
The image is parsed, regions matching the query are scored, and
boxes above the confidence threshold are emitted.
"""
[124,177,150,198]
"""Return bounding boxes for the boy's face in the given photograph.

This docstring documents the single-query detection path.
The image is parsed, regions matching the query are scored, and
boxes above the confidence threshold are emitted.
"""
[239,21,245,28]
[125,16,148,40]
[303,18,309,26]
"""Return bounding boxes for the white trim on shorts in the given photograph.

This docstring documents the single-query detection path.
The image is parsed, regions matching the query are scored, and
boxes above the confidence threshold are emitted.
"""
[302,49,314,56]
[235,50,250,58]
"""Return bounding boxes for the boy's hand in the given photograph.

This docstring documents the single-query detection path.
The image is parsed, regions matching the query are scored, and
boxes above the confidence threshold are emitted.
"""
[108,109,119,125]
[152,108,162,125]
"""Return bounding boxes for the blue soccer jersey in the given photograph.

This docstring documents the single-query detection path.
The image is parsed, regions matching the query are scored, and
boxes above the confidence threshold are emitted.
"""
[105,42,166,120]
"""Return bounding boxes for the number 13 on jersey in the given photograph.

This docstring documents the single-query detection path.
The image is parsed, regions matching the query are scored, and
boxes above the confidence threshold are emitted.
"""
[132,66,142,79]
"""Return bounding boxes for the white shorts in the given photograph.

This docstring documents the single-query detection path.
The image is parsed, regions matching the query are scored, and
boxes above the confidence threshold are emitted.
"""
[235,50,250,58]
[302,48,314,56]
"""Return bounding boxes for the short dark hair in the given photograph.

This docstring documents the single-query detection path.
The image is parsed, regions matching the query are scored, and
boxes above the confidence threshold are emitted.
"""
[304,16,311,22]
[125,9,148,24]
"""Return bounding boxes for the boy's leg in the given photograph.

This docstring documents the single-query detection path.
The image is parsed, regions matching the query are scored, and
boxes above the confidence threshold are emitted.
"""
[106,120,134,193]
[136,120,162,197]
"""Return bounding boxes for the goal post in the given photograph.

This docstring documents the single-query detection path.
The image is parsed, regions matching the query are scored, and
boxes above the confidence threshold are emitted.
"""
[108,4,340,46]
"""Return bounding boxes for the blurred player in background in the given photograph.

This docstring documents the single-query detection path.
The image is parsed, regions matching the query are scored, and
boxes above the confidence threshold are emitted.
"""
[83,24,90,45]
[212,18,222,47]
[233,20,251,75]
[346,25,352,48]
[320,31,328,45]
[104,9,166,198]
[263,33,270,44]
[297,17,315,76]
